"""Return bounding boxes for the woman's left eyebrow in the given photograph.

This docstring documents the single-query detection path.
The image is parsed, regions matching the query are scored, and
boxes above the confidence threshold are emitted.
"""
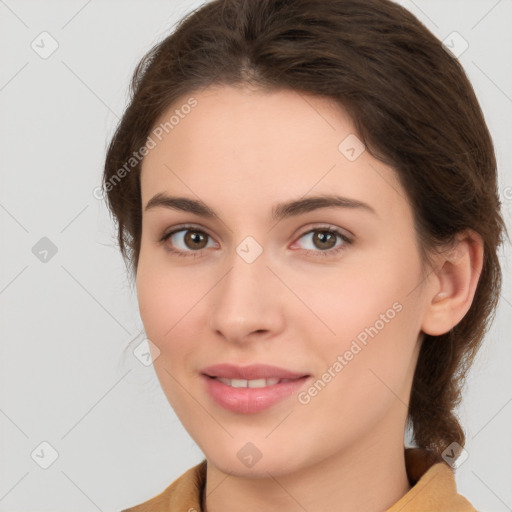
[271,194,378,221]
[144,193,378,221]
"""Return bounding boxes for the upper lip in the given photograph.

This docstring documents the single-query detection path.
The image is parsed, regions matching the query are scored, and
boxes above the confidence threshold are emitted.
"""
[201,363,309,380]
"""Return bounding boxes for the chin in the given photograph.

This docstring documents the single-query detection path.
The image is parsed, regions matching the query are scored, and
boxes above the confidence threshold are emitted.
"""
[203,442,307,478]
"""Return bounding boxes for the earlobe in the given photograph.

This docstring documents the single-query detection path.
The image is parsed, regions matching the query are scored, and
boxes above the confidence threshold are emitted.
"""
[421,230,484,336]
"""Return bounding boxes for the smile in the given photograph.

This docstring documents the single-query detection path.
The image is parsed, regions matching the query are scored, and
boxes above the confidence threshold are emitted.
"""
[213,377,298,388]
[201,374,311,413]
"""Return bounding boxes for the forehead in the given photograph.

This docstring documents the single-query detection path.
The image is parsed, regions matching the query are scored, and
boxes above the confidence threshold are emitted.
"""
[144,86,347,170]
[140,85,409,223]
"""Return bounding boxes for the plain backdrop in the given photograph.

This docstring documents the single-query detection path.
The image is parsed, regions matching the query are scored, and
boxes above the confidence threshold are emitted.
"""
[0,0,511,511]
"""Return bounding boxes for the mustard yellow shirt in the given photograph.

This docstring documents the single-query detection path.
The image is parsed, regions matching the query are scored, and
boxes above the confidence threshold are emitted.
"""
[122,448,477,511]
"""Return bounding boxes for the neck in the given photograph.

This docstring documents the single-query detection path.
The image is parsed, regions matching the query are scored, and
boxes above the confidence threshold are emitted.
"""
[203,423,411,512]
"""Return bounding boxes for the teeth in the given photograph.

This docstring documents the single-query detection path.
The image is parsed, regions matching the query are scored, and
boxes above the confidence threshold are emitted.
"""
[216,377,282,388]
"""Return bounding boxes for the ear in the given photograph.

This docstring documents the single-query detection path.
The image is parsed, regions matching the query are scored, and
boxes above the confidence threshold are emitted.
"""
[421,230,484,336]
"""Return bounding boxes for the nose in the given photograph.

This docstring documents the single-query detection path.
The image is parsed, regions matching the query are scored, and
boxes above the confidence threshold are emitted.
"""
[208,247,286,345]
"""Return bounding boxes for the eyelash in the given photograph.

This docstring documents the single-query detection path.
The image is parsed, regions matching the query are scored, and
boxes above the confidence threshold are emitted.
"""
[159,223,353,259]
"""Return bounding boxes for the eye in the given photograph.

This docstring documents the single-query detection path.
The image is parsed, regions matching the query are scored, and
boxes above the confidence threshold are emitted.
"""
[160,225,217,258]
[292,226,353,256]
[159,224,353,259]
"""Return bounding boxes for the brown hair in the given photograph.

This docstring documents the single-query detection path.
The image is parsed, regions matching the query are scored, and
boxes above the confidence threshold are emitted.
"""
[103,0,506,462]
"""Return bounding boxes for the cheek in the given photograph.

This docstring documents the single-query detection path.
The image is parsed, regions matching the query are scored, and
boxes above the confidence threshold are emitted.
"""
[136,256,201,404]
[309,246,423,388]
[136,264,169,341]
[136,252,217,381]
[136,252,195,347]
[312,267,414,348]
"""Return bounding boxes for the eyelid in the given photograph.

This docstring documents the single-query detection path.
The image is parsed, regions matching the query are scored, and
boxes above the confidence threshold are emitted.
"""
[292,223,354,243]
[160,222,353,241]
[160,223,216,243]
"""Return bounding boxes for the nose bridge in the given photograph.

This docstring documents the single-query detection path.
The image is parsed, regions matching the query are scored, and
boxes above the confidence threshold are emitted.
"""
[209,241,283,340]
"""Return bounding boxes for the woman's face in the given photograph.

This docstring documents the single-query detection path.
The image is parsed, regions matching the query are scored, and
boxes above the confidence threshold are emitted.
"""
[137,85,433,476]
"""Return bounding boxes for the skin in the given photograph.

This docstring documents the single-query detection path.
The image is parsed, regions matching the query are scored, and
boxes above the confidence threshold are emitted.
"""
[136,85,483,512]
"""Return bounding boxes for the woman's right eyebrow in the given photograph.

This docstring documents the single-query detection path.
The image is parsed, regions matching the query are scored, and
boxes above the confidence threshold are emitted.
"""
[144,192,378,222]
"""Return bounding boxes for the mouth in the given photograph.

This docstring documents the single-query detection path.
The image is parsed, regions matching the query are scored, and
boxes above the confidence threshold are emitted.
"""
[200,362,310,381]
[203,375,305,388]
[200,365,311,414]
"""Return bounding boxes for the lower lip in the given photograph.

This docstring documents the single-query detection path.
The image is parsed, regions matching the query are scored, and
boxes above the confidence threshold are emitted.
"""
[201,375,310,414]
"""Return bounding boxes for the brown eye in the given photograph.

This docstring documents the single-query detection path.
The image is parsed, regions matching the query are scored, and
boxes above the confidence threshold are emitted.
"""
[162,227,215,256]
[294,227,352,256]
[311,230,337,250]
[183,230,209,250]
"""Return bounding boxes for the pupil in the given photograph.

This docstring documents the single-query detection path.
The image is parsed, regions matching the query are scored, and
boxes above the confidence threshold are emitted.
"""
[187,231,206,249]
[315,231,334,249]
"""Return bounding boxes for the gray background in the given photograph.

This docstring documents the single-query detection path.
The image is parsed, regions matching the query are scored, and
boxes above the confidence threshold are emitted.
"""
[0,0,511,511]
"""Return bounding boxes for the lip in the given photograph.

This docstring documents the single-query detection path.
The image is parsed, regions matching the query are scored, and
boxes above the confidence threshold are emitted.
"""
[200,363,309,380]
[200,363,311,414]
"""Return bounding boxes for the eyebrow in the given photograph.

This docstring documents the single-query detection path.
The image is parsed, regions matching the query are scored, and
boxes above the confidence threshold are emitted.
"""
[144,193,377,222]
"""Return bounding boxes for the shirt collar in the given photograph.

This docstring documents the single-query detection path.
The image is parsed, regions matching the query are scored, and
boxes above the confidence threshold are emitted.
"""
[124,447,476,511]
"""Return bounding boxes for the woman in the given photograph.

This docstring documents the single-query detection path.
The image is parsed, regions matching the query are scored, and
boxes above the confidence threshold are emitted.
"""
[103,0,506,510]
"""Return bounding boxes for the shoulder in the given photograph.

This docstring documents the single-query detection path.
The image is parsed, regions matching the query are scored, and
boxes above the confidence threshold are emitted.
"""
[121,459,207,512]
[385,448,477,512]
